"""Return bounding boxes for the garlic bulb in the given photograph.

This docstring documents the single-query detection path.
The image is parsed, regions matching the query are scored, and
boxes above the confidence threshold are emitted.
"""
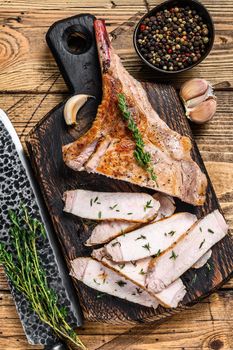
[187,99,217,124]
[180,78,217,124]
[64,94,94,126]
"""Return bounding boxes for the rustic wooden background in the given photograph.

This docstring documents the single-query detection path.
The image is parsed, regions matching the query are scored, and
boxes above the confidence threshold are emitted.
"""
[0,0,233,349]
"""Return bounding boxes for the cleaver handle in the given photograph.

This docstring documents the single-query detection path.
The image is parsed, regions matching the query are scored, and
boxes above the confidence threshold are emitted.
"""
[45,342,68,350]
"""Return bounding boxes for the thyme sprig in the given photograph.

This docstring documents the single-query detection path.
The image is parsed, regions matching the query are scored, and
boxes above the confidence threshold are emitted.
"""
[118,93,157,181]
[0,206,86,350]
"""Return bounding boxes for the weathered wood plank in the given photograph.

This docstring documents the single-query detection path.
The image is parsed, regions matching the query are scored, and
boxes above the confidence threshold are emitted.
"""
[0,267,9,291]
[0,291,233,349]
[0,1,233,91]
[0,338,43,350]
[0,0,145,10]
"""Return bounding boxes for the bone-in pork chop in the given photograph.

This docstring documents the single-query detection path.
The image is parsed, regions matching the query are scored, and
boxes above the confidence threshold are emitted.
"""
[63,20,207,206]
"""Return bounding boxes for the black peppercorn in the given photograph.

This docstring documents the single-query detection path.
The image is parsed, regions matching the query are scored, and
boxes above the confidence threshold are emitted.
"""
[137,4,211,71]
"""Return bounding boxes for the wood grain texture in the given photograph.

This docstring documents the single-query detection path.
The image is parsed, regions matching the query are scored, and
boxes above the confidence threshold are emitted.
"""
[0,1,233,349]
[0,286,233,350]
[0,0,233,91]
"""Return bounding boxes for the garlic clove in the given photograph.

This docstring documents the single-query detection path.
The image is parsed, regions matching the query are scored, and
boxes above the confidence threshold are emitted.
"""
[185,85,215,109]
[180,78,209,102]
[64,94,94,126]
[187,98,217,124]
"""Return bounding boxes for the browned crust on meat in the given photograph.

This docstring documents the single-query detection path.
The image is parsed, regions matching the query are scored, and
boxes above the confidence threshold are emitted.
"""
[62,43,207,205]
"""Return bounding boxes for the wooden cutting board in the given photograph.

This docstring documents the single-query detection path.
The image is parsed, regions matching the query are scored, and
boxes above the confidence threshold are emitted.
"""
[26,14,233,324]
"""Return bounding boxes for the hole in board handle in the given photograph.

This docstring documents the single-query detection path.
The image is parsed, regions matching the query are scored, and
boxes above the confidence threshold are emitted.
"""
[63,25,92,55]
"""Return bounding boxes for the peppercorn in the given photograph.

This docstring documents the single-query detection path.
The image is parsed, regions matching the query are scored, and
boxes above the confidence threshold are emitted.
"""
[137,4,211,71]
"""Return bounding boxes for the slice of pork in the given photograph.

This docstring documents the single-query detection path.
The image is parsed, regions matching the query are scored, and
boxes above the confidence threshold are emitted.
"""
[63,190,160,222]
[192,249,212,269]
[105,212,197,262]
[70,257,158,308]
[152,193,176,221]
[146,210,228,293]
[92,248,186,308]
[85,221,141,246]
[85,192,176,246]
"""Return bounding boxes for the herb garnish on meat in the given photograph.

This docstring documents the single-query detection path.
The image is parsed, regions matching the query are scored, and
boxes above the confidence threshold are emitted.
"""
[135,234,146,241]
[118,93,157,181]
[152,249,161,258]
[142,243,151,252]
[199,239,205,249]
[109,204,118,210]
[111,241,121,247]
[144,200,153,211]
[136,287,143,294]
[118,263,125,269]
[169,250,178,260]
[93,278,101,285]
[116,280,127,287]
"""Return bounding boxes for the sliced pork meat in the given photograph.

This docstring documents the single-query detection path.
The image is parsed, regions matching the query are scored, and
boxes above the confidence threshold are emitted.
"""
[92,248,186,308]
[105,212,197,262]
[156,279,186,308]
[63,19,207,206]
[85,192,176,246]
[146,210,228,293]
[63,189,160,222]
[152,193,176,220]
[70,257,158,309]
[192,249,212,269]
[85,221,141,246]
[92,247,150,286]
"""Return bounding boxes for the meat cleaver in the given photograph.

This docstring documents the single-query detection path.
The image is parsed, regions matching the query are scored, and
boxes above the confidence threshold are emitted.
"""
[0,109,83,349]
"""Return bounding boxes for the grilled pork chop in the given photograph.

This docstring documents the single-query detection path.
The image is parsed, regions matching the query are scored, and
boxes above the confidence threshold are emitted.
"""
[63,20,207,206]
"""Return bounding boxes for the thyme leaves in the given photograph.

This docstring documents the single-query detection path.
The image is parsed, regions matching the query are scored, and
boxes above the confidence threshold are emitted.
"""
[135,234,146,241]
[116,280,127,287]
[0,206,86,350]
[144,200,153,211]
[118,93,157,181]
[169,250,178,260]
[142,243,151,252]
[199,239,205,249]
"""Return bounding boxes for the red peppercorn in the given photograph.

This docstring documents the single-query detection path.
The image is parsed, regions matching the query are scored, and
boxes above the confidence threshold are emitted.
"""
[140,24,146,31]
[136,5,211,72]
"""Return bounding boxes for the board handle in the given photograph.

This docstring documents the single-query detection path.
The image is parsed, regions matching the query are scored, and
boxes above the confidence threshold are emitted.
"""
[46,14,102,97]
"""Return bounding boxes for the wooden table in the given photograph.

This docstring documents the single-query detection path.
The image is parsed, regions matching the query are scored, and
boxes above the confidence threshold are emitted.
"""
[0,1,233,349]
